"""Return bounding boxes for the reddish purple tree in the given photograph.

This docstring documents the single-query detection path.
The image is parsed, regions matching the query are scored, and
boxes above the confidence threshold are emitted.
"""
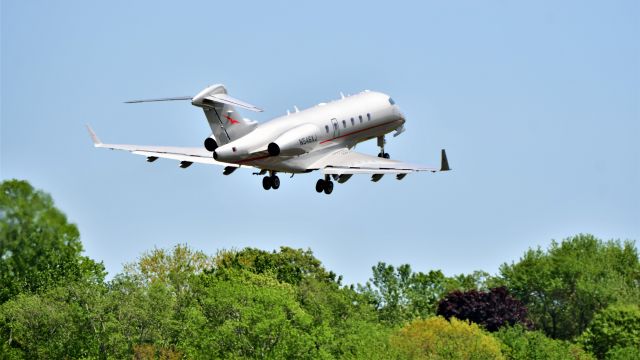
[436,287,530,332]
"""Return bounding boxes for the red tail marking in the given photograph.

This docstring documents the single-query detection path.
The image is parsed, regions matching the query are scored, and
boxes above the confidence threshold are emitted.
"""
[224,114,240,125]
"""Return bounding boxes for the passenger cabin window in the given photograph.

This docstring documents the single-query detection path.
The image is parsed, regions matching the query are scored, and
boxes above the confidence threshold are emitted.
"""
[367,113,371,121]
[333,123,338,129]
[351,118,355,126]
[325,125,329,133]
[342,120,347,128]
[388,98,395,105]
[359,115,363,123]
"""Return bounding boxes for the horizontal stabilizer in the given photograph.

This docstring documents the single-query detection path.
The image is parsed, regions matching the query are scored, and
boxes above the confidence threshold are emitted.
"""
[124,96,192,104]
[206,93,263,112]
[123,84,262,113]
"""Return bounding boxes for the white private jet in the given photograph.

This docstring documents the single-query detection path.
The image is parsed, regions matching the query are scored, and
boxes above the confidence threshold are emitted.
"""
[87,84,450,194]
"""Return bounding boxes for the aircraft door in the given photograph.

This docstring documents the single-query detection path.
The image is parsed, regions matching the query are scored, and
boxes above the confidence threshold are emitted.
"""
[331,118,340,138]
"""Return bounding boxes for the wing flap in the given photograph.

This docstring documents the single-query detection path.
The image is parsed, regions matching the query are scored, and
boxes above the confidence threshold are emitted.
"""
[314,148,443,175]
[131,150,237,166]
[323,167,411,175]
[87,125,241,168]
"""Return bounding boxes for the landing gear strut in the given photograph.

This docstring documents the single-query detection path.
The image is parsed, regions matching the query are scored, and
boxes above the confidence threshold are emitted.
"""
[377,135,390,159]
[315,175,333,195]
[262,172,280,191]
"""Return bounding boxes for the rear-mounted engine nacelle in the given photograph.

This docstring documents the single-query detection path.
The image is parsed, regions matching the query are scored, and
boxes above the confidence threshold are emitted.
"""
[268,124,320,157]
[204,137,218,152]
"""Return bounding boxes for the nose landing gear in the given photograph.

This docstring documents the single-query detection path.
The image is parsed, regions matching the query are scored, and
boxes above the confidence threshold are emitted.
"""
[377,135,390,159]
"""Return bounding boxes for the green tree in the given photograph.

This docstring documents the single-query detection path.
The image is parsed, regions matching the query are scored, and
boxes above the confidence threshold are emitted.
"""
[579,304,640,359]
[103,276,179,358]
[214,246,340,285]
[105,244,216,358]
[498,234,640,339]
[0,281,109,359]
[211,247,396,358]
[178,268,323,359]
[391,316,505,359]
[494,325,594,360]
[294,271,396,358]
[0,179,104,303]
[121,244,214,296]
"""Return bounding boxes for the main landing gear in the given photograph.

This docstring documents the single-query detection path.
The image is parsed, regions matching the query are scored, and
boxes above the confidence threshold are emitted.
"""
[315,175,334,195]
[377,135,390,159]
[262,172,280,191]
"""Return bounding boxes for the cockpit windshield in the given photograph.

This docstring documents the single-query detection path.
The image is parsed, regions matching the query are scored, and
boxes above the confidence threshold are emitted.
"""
[388,98,395,105]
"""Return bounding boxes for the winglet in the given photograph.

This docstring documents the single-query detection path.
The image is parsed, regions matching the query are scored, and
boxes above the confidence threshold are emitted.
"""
[440,149,450,171]
[86,124,102,146]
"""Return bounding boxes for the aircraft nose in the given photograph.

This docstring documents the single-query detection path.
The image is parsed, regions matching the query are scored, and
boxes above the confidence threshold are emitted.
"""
[394,106,406,121]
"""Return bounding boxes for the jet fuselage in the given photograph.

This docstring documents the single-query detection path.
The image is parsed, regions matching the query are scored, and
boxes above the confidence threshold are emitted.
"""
[214,91,405,173]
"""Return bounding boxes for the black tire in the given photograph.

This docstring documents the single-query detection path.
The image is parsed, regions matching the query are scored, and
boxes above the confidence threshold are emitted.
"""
[271,176,280,190]
[262,176,272,190]
[323,180,334,195]
[315,179,325,193]
[378,152,383,158]
[383,153,390,159]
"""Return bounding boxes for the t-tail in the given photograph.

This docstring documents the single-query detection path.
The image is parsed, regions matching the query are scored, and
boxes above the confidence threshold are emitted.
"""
[191,84,262,145]
[125,84,263,147]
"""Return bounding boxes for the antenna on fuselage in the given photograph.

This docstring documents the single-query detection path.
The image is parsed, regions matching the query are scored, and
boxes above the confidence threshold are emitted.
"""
[286,109,290,115]
[340,92,345,99]
[294,105,299,113]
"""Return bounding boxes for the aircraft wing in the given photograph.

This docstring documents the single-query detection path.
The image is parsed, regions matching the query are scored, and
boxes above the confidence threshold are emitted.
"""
[312,148,450,175]
[86,125,241,168]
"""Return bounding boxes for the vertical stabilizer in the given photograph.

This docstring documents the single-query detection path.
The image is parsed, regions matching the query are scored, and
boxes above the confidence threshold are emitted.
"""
[191,84,261,145]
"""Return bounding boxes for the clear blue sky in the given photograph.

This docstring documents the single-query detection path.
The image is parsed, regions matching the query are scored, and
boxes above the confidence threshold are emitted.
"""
[2,1,638,285]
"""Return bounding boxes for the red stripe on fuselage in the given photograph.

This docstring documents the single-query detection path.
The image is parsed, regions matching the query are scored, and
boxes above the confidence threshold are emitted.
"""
[237,154,271,164]
[319,120,398,145]
[234,120,399,165]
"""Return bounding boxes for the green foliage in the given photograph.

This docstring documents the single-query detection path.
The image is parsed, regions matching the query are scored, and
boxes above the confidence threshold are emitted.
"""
[214,246,340,285]
[358,262,490,324]
[121,244,214,296]
[211,247,396,358]
[104,277,179,357]
[0,281,109,359]
[180,268,322,359]
[498,234,640,340]
[579,304,640,359]
[391,316,505,359]
[4,180,640,359]
[293,271,396,358]
[0,179,105,302]
[494,325,594,360]
[0,238,395,359]
[605,346,640,360]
